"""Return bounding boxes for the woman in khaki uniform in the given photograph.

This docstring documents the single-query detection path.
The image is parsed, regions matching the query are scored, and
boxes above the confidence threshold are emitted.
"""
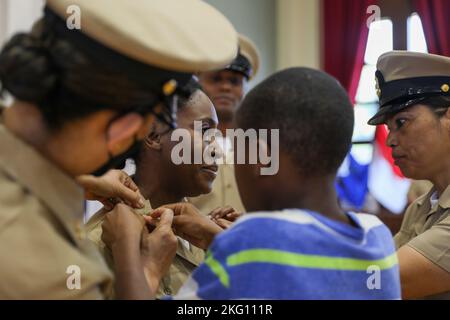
[0,0,237,299]
[86,79,221,298]
[190,35,261,217]
[368,51,450,299]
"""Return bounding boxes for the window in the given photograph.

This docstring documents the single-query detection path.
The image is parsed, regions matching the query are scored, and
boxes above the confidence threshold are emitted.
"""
[407,13,428,53]
[351,13,427,164]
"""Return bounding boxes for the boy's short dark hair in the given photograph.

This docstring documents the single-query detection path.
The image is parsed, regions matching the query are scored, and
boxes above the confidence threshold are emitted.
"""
[235,67,354,176]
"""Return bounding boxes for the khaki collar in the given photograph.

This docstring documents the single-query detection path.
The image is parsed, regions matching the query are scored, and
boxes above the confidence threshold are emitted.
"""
[416,187,435,207]
[437,185,450,209]
[0,124,84,244]
[416,184,450,217]
[175,238,204,267]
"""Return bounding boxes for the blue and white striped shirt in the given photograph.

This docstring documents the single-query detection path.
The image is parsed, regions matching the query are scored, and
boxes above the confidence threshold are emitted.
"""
[174,210,401,300]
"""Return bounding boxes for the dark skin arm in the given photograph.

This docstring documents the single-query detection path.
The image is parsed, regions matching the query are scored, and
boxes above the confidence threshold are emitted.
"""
[398,245,450,299]
[208,206,243,230]
[149,202,223,250]
[110,232,152,299]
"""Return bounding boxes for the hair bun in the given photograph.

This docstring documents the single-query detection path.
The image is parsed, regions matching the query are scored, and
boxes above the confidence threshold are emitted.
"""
[0,33,58,103]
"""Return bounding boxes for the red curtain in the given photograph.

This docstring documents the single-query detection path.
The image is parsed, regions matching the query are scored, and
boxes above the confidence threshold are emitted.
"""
[414,0,450,56]
[322,0,377,103]
[322,0,404,180]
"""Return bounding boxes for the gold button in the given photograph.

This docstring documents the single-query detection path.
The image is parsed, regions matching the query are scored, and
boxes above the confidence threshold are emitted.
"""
[162,79,177,96]
[441,84,449,93]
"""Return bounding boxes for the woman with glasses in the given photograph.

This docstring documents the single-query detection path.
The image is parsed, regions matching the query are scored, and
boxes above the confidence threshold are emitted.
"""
[0,0,237,299]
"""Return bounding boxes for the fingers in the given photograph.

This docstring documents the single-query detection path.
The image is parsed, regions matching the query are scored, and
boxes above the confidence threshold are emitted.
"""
[156,203,184,215]
[157,209,174,230]
[76,171,145,209]
[145,209,174,232]
[122,173,139,192]
[171,214,191,229]
[143,216,157,232]
[149,207,166,219]
[114,182,145,209]
[100,197,124,211]
[225,211,242,222]
[99,198,114,211]
[151,202,186,218]
[215,218,232,230]
[209,206,235,220]
[209,206,242,223]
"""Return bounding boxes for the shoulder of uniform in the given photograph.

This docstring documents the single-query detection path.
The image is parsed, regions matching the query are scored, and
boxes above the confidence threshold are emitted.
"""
[404,191,431,217]
[85,209,108,248]
[415,190,432,207]
[0,169,35,232]
[85,208,106,231]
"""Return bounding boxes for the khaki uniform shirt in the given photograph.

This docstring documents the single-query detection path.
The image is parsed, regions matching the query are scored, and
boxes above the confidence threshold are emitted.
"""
[407,180,433,203]
[0,121,112,299]
[85,201,204,299]
[395,185,450,299]
[190,149,245,215]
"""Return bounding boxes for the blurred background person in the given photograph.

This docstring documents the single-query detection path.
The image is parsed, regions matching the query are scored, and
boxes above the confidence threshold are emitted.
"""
[191,34,260,216]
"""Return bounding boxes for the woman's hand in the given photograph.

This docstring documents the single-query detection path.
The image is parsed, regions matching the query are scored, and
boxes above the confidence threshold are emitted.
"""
[101,204,177,299]
[101,203,145,249]
[208,206,243,230]
[77,170,145,210]
[148,203,223,250]
[141,209,178,292]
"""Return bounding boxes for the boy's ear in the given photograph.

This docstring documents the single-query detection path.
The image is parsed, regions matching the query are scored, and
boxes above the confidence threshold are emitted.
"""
[106,113,143,156]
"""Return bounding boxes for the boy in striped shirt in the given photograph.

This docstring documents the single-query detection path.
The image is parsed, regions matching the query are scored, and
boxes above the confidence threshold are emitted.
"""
[153,67,401,299]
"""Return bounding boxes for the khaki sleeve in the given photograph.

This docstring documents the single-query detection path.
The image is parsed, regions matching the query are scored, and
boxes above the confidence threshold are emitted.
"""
[407,215,450,273]
[0,204,112,299]
[394,200,420,249]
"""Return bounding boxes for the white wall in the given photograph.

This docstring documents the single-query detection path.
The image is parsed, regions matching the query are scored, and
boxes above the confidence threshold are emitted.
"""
[276,0,321,70]
[205,0,321,84]
[0,0,45,46]
[206,0,277,87]
[0,0,322,82]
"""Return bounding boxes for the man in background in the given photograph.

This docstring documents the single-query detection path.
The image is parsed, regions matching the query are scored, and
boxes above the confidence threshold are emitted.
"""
[191,34,260,216]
